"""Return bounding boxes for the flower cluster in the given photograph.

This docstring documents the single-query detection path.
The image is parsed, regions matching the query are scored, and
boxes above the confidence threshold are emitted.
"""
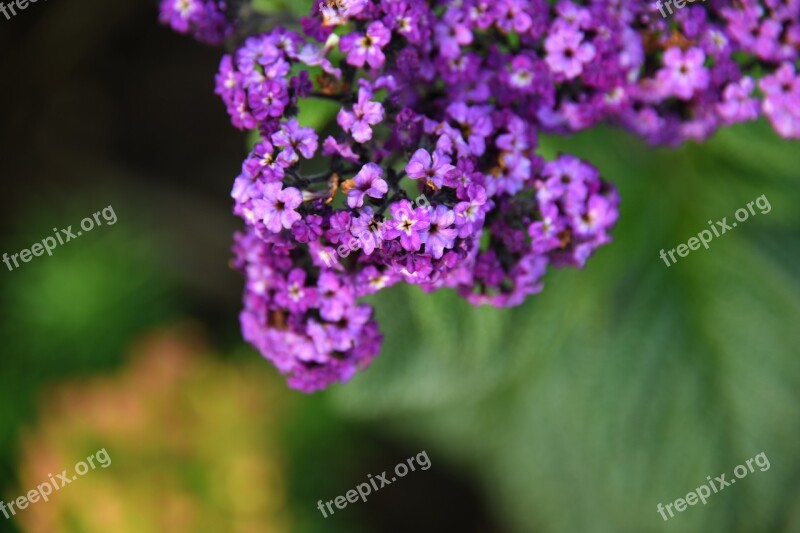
[620,0,800,143]
[162,0,800,391]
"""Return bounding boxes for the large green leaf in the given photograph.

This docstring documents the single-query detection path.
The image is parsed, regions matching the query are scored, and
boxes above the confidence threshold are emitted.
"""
[328,121,800,532]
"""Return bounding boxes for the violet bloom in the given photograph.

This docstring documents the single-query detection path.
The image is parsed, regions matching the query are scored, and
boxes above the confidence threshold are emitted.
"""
[319,0,368,27]
[252,183,303,233]
[275,268,317,313]
[554,1,591,29]
[657,47,710,100]
[446,102,493,157]
[494,0,533,34]
[382,0,425,44]
[159,0,231,45]
[537,155,592,206]
[350,207,385,255]
[242,33,278,63]
[248,79,290,120]
[160,0,200,33]
[317,271,351,322]
[323,136,360,162]
[489,151,531,196]
[272,118,319,160]
[325,211,352,244]
[528,203,565,254]
[760,63,800,108]
[338,88,385,143]
[340,21,391,69]
[497,114,535,153]
[717,77,760,125]
[760,63,800,138]
[384,200,431,252]
[421,206,458,259]
[571,193,619,238]
[405,149,456,188]
[454,185,488,238]
[347,163,389,208]
[356,265,395,295]
[545,26,595,80]
[331,304,373,351]
[435,10,473,59]
[507,55,538,92]
[307,306,372,354]
[291,214,323,243]
[243,140,294,182]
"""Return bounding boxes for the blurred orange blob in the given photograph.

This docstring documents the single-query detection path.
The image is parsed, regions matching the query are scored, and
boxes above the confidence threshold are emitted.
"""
[12,324,293,533]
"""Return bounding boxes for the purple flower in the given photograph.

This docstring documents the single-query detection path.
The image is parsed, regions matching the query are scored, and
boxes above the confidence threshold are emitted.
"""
[350,207,384,255]
[340,21,392,69]
[420,206,457,259]
[446,102,493,157]
[296,41,341,77]
[252,183,303,233]
[528,204,565,254]
[489,151,531,196]
[506,55,538,92]
[435,10,473,59]
[159,0,231,45]
[323,136,361,162]
[545,26,595,80]
[760,63,800,139]
[338,88,385,143]
[248,80,290,120]
[717,77,760,125]
[356,265,396,295]
[347,163,389,208]
[333,304,373,349]
[657,47,710,100]
[554,2,591,29]
[272,118,319,160]
[291,214,323,243]
[382,0,427,44]
[236,36,283,75]
[318,0,368,28]
[454,185,488,238]
[215,55,240,103]
[325,211,352,244]
[160,0,201,33]
[405,149,456,187]
[243,140,292,182]
[537,155,592,207]
[496,114,535,153]
[494,0,532,34]
[316,271,351,321]
[384,200,431,252]
[275,268,317,313]
[571,193,618,238]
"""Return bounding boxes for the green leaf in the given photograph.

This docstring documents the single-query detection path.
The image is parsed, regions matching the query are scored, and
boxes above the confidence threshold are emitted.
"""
[328,121,800,532]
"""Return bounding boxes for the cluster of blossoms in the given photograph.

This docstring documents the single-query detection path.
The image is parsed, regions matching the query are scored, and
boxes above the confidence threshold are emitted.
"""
[162,0,799,392]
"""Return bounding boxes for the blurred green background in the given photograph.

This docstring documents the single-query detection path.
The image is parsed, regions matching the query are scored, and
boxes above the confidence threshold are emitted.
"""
[1,1,799,532]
